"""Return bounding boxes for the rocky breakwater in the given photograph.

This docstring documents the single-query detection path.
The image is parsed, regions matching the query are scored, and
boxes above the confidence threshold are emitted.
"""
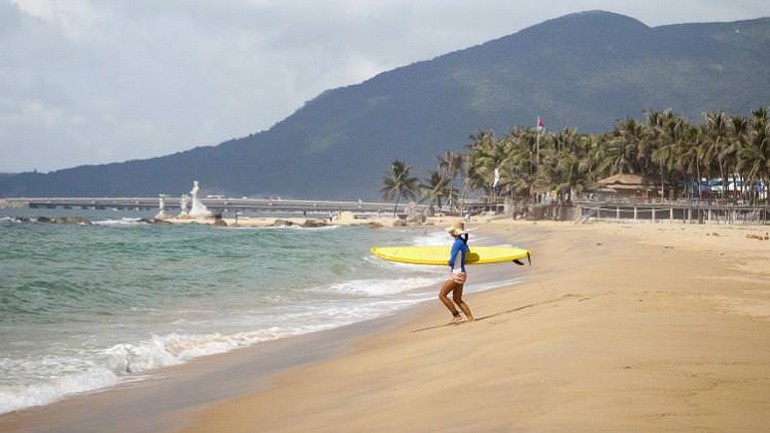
[13,216,94,225]
[270,219,328,228]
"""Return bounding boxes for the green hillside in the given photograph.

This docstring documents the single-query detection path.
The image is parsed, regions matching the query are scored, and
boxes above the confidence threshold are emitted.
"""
[2,11,770,199]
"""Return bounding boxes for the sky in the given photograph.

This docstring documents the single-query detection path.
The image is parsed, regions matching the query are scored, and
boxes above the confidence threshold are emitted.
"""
[1,0,769,173]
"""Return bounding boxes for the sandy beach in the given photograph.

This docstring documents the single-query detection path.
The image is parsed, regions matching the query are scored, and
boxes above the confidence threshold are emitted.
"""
[2,219,769,433]
[175,220,770,433]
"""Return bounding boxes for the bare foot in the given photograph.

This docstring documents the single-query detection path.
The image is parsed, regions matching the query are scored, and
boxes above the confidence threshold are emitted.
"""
[449,315,463,324]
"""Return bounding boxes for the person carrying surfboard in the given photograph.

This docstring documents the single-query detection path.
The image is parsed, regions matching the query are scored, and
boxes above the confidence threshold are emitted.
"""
[439,221,474,324]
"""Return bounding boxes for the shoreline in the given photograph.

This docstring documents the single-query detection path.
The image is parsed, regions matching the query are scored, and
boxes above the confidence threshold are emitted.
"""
[0,303,431,433]
[3,220,769,432]
[0,221,518,433]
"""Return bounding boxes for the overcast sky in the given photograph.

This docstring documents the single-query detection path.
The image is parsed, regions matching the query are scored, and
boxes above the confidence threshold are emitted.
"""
[1,0,769,173]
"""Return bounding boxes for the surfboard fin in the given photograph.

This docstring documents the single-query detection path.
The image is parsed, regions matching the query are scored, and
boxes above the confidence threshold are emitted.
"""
[512,251,532,266]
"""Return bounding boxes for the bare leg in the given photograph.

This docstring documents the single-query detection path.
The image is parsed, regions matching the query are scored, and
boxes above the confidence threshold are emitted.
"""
[452,283,474,321]
[439,280,462,323]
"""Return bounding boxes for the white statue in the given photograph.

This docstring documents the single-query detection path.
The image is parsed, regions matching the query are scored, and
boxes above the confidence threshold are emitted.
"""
[179,194,190,217]
[155,195,168,219]
[191,180,200,197]
[189,180,213,218]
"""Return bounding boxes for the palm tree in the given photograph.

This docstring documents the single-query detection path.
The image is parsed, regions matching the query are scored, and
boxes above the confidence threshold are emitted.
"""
[583,133,609,188]
[726,115,750,200]
[652,140,680,200]
[421,170,452,212]
[703,111,731,200]
[500,126,540,202]
[644,110,668,199]
[603,118,643,175]
[469,132,509,195]
[675,125,707,199]
[647,110,686,200]
[436,151,465,210]
[533,143,560,197]
[465,131,496,189]
[552,127,588,202]
[381,159,420,217]
[739,109,770,204]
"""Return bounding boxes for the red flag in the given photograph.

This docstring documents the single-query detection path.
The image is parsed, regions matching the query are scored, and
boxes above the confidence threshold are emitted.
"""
[537,116,544,132]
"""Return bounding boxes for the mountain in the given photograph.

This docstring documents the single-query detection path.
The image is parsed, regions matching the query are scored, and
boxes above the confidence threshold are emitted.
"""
[3,11,770,200]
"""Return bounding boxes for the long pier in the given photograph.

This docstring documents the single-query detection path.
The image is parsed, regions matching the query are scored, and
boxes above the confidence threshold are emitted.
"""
[3,197,410,214]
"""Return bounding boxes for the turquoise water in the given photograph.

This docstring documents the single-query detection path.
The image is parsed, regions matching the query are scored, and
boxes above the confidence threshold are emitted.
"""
[0,209,519,414]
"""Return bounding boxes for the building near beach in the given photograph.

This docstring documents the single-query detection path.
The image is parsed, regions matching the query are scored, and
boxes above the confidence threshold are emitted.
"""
[594,174,659,201]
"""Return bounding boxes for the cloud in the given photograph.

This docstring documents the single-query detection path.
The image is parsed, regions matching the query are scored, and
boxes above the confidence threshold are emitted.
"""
[0,0,768,173]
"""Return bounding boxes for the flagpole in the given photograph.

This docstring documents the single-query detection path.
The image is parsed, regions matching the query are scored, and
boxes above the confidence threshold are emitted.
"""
[535,116,542,163]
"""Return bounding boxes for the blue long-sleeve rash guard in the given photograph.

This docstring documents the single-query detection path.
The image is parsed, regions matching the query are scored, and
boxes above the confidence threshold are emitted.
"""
[448,237,468,272]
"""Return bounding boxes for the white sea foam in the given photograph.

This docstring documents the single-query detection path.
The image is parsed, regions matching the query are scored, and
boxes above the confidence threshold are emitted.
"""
[0,359,120,415]
[326,276,442,297]
[365,254,444,273]
[410,230,447,246]
[105,324,366,377]
[93,217,143,226]
[0,327,318,415]
[409,228,493,246]
[316,299,432,322]
[0,302,434,416]
[257,224,341,231]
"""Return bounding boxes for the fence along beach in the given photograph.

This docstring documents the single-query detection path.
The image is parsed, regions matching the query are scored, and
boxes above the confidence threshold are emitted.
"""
[575,201,770,225]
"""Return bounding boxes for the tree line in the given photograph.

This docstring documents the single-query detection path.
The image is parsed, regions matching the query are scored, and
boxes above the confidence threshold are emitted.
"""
[382,108,770,213]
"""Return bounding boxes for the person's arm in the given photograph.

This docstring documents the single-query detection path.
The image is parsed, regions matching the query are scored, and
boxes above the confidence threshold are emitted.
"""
[448,240,461,271]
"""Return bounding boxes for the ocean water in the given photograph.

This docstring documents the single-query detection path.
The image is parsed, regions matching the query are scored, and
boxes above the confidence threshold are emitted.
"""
[0,208,520,415]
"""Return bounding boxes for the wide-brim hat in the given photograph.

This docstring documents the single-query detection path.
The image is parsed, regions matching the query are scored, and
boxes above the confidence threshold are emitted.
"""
[447,221,466,236]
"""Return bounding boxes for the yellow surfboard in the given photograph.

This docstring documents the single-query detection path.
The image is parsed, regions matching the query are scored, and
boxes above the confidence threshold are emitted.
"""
[370,246,531,266]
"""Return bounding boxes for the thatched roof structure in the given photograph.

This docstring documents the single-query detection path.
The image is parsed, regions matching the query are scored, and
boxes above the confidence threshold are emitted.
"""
[597,174,657,191]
